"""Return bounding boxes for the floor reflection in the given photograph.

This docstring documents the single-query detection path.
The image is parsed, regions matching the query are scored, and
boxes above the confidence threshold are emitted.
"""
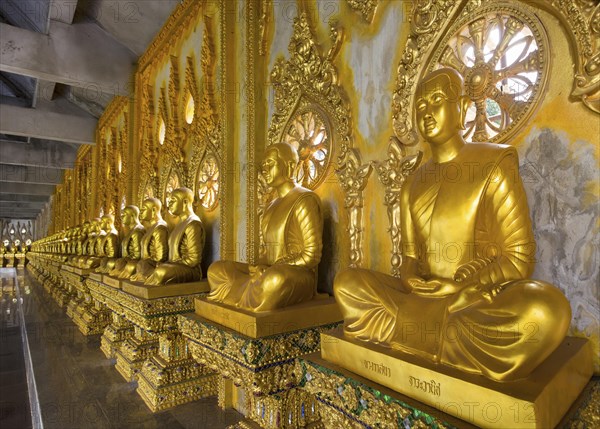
[1,268,242,429]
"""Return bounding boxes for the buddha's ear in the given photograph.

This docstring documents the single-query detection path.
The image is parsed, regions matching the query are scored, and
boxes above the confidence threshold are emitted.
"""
[459,95,470,130]
[287,161,296,181]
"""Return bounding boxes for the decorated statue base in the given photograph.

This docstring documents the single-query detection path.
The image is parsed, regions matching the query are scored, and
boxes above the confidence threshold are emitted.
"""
[178,298,342,427]
[14,253,25,268]
[296,353,459,429]
[318,328,593,428]
[115,326,160,382]
[94,278,210,411]
[62,266,91,320]
[86,276,131,358]
[69,274,112,336]
[51,263,74,308]
[220,381,321,429]
[194,297,342,338]
[100,312,134,359]
[136,333,219,412]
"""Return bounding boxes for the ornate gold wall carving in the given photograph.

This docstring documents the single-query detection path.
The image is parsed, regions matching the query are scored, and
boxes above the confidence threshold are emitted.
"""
[345,0,379,23]
[264,12,368,268]
[132,0,222,250]
[96,96,129,224]
[540,0,600,113]
[375,138,422,276]
[383,0,600,276]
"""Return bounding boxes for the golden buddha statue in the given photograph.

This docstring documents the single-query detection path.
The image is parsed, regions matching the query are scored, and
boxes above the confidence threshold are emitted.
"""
[76,219,99,268]
[142,188,204,285]
[94,215,120,272]
[207,142,324,312]
[108,206,145,278]
[68,224,85,264]
[128,198,169,281]
[334,68,571,382]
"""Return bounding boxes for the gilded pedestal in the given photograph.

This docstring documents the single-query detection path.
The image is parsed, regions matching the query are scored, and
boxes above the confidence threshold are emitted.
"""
[178,298,342,428]
[102,279,212,411]
[136,333,219,412]
[314,328,593,428]
[100,312,134,359]
[62,266,90,321]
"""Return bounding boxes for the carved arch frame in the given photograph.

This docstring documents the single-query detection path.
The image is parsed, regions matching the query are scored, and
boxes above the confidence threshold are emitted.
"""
[257,12,372,268]
[382,0,598,275]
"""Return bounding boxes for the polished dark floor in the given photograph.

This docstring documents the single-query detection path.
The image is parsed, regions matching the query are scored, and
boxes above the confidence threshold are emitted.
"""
[0,268,242,429]
[0,271,32,429]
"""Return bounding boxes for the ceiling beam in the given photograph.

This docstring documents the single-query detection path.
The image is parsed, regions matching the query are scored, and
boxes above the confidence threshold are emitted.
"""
[0,182,55,196]
[0,101,96,144]
[0,213,39,220]
[0,72,30,99]
[49,0,78,25]
[0,139,78,169]
[0,201,46,209]
[0,21,134,96]
[0,0,49,33]
[0,194,49,203]
[0,164,63,185]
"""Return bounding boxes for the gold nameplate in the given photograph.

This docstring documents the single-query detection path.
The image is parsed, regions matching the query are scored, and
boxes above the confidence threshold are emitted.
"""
[195,297,343,338]
[122,280,210,299]
[89,273,103,281]
[103,276,122,289]
[321,329,592,428]
[70,267,91,276]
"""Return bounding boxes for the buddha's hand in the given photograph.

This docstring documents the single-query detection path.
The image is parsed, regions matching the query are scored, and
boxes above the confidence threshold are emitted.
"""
[408,277,462,297]
[249,264,268,279]
[447,284,488,313]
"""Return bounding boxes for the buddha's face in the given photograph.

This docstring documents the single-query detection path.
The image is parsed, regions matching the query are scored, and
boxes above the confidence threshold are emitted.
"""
[100,216,112,231]
[121,210,132,226]
[140,202,154,222]
[261,149,287,187]
[415,72,463,146]
[168,192,185,216]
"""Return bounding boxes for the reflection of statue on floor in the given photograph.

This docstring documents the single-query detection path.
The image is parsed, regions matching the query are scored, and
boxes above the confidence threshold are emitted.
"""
[128,198,169,281]
[208,142,323,312]
[334,68,571,382]
[144,188,204,285]
[109,206,145,278]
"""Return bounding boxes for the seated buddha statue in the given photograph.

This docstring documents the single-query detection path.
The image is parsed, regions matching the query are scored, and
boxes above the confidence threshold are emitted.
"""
[207,142,324,312]
[76,219,100,268]
[93,215,120,272]
[334,68,571,382]
[108,206,145,278]
[68,224,86,265]
[127,198,169,281]
[143,188,204,285]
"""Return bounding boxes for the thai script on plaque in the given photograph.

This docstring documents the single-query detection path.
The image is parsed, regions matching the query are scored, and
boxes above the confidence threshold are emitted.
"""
[361,359,391,377]
[408,376,441,396]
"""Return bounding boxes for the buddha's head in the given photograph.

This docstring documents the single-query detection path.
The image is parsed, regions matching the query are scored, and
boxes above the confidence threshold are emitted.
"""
[121,205,140,228]
[261,142,299,187]
[415,68,470,146]
[140,198,163,224]
[90,218,101,235]
[100,214,115,232]
[167,187,194,217]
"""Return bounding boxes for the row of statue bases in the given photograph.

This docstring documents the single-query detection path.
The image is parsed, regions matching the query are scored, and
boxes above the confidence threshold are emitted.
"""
[26,70,593,429]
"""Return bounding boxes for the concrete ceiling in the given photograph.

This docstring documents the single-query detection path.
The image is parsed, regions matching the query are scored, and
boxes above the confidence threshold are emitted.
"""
[0,0,178,220]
